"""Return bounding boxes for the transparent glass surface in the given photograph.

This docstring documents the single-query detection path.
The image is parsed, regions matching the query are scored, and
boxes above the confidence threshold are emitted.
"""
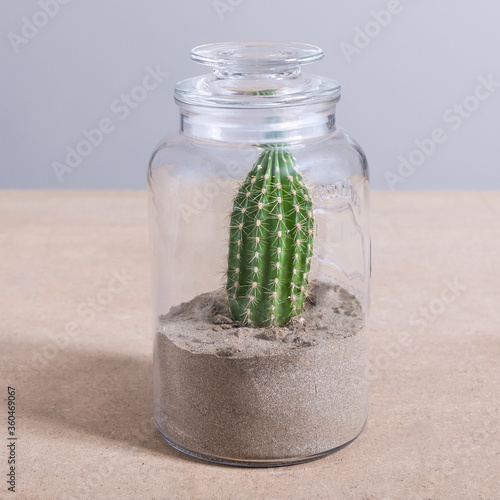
[149,43,370,466]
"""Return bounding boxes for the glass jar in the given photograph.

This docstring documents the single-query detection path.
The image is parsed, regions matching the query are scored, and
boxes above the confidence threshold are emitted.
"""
[148,42,370,466]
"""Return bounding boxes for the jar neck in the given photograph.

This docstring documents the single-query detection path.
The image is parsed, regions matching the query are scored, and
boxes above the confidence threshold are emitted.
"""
[176,100,337,144]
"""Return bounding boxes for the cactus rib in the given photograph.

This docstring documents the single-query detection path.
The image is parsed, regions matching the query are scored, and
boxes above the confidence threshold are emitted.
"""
[227,147,314,327]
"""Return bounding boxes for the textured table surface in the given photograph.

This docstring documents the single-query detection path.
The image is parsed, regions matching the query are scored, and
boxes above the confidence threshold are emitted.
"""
[1,190,499,500]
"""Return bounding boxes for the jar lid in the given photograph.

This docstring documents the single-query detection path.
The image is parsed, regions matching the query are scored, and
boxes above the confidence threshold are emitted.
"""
[175,42,341,108]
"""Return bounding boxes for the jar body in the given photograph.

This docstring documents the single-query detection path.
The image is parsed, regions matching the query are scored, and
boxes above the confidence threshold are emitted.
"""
[149,127,370,465]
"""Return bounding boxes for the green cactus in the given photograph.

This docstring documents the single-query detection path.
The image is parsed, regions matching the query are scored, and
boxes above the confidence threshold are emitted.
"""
[226,146,314,327]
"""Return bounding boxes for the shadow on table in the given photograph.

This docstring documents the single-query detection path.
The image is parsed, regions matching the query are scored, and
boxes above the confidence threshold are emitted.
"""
[14,341,202,463]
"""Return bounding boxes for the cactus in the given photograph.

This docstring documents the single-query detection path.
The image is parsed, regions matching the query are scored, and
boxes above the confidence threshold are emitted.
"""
[227,146,314,327]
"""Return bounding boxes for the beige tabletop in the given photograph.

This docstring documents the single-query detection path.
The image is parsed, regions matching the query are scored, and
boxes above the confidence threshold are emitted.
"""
[1,190,499,500]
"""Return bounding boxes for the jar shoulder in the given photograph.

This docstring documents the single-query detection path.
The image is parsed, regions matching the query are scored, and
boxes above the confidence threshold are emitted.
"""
[311,128,369,179]
[148,129,369,181]
[148,132,190,171]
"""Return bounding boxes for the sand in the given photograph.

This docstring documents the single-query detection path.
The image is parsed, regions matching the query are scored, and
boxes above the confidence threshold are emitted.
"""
[154,281,367,465]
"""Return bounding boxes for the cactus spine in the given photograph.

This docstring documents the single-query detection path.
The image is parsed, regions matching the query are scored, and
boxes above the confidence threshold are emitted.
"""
[227,147,314,327]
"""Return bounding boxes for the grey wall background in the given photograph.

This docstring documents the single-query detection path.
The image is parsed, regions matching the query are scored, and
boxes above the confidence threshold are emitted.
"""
[1,0,499,190]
